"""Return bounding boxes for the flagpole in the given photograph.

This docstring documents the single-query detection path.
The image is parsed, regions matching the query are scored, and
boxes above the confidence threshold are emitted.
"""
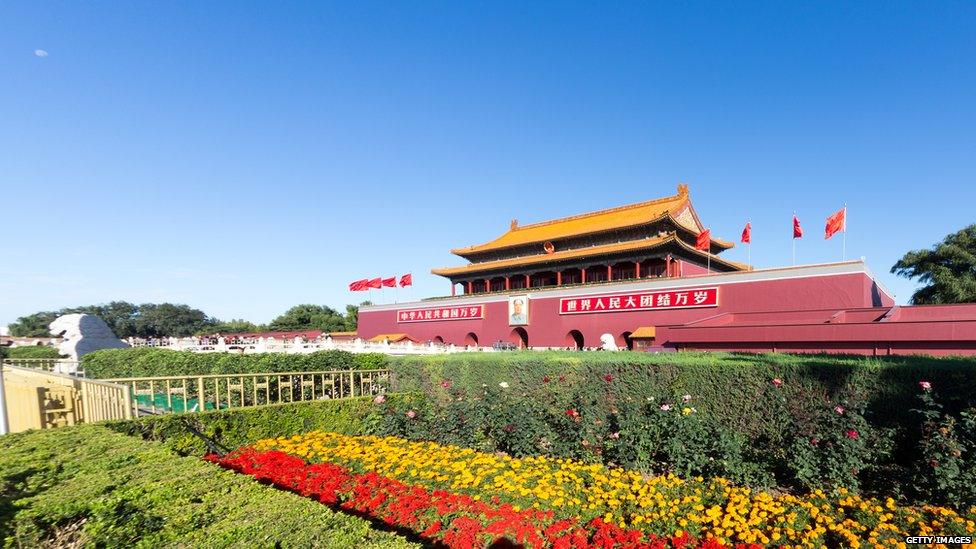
[792,211,796,266]
[747,218,752,268]
[842,204,848,261]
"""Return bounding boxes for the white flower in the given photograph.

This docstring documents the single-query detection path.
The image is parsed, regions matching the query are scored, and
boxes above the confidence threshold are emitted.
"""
[499,381,510,389]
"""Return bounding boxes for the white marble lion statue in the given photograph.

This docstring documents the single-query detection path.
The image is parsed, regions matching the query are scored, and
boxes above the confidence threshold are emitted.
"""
[599,333,619,351]
[49,313,129,361]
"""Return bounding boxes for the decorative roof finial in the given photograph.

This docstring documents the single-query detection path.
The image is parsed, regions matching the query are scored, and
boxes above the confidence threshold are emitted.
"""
[677,183,689,196]
[510,219,519,230]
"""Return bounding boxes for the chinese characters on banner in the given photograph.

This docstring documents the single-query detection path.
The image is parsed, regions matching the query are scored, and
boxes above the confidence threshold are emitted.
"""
[559,287,718,315]
[397,305,485,323]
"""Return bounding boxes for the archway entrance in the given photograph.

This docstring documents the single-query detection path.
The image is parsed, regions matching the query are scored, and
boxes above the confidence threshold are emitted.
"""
[463,332,479,347]
[619,331,634,350]
[509,327,528,349]
[433,336,444,344]
[565,330,584,350]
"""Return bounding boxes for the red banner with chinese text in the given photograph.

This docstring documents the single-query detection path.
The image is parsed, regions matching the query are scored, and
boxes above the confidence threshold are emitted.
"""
[397,305,485,323]
[559,287,718,314]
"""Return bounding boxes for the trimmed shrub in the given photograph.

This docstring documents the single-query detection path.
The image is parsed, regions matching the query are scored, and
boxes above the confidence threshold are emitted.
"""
[106,395,410,456]
[0,425,416,548]
[83,348,388,379]
[2,345,61,359]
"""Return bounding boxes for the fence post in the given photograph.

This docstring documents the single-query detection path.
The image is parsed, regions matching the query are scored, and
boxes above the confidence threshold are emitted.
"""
[349,370,355,398]
[122,384,133,420]
[197,376,205,411]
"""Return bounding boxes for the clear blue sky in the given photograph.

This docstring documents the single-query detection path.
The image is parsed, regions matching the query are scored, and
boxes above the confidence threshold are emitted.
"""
[2,2,974,326]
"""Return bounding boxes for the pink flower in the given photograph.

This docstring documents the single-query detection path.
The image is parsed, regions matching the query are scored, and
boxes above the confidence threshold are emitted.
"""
[919,381,932,391]
[603,374,614,382]
[608,432,620,439]
[406,409,417,419]
[373,395,386,404]
[810,437,819,446]
[845,429,859,439]
[660,404,672,411]
[772,378,783,388]
[503,424,515,433]
[440,380,452,389]
[834,405,845,415]
[682,394,692,403]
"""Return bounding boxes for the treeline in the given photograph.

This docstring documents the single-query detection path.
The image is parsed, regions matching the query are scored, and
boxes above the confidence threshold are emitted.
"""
[7,302,367,338]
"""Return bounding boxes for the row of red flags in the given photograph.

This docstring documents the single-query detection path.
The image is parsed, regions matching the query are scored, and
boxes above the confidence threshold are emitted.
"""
[349,274,412,292]
[695,207,847,250]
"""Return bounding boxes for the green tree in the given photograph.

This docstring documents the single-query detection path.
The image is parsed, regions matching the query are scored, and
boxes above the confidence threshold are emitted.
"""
[133,303,214,338]
[8,312,59,337]
[268,304,350,332]
[343,301,370,331]
[892,225,976,304]
[9,301,216,338]
[207,319,265,334]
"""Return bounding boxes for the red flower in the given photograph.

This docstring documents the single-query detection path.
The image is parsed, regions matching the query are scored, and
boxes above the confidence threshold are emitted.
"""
[810,437,820,446]
[440,380,452,389]
[845,429,859,439]
[772,378,783,387]
[603,374,614,382]
[542,375,551,383]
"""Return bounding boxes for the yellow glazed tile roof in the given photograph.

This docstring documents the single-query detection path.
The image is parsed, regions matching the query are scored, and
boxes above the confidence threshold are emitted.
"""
[432,232,749,276]
[452,184,695,255]
[630,326,657,339]
[367,333,419,343]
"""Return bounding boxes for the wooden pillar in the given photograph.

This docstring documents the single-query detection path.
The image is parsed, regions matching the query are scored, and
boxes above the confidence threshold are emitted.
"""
[466,281,473,294]
[451,283,456,297]
[525,274,531,288]
[581,267,587,284]
[607,265,612,281]
[635,261,641,279]
[505,277,510,290]
[485,279,491,293]
[557,271,562,286]
[665,256,672,277]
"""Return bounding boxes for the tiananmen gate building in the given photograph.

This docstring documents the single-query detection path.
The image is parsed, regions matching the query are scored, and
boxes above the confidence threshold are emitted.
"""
[358,185,976,356]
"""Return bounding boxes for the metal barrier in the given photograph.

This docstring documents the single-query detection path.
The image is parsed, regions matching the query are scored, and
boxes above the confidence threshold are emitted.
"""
[0,364,132,434]
[105,369,390,416]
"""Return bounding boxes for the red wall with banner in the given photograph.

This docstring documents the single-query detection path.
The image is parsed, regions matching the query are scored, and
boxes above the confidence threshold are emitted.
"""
[358,261,976,356]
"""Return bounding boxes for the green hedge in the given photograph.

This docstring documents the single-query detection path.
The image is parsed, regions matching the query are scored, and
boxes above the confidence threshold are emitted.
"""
[388,351,976,436]
[1,346,61,359]
[0,425,416,548]
[378,351,976,505]
[82,348,389,379]
[106,396,410,456]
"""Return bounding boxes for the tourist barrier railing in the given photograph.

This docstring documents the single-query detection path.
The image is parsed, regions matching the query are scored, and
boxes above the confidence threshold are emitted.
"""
[104,369,390,417]
[0,363,132,434]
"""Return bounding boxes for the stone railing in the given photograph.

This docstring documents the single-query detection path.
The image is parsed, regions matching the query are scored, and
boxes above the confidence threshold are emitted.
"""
[127,336,494,355]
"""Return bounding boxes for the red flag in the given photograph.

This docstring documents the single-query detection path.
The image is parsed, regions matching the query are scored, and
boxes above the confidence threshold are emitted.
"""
[366,278,382,289]
[348,279,367,291]
[399,273,413,287]
[695,229,711,251]
[825,207,846,239]
[382,277,396,288]
[741,222,751,244]
[793,215,803,239]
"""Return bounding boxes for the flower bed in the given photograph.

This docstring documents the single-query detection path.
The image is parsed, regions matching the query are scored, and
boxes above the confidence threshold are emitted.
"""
[209,447,730,548]
[226,432,975,547]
